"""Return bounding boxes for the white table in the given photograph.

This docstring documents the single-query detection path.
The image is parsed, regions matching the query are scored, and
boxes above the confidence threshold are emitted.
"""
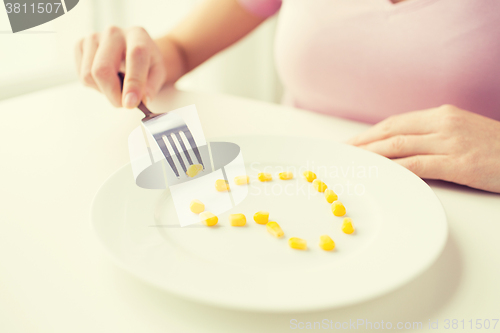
[1,83,499,332]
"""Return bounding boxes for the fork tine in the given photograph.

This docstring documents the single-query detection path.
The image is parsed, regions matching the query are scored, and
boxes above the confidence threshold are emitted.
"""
[166,134,188,174]
[175,132,194,165]
[158,135,180,178]
[183,129,204,167]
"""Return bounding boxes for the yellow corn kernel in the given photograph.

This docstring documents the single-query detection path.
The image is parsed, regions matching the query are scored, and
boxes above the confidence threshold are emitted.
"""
[331,201,346,217]
[288,237,307,250]
[230,213,247,226]
[189,199,205,214]
[186,164,203,177]
[319,235,335,251]
[234,175,249,185]
[253,211,269,225]
[266,221,284,238]
[279,171,294,180]
[312,179,328,192]
[342,218,355,234]
[215,179,230,192]
[258,172,273,182]
[303,170,317,182]
[200,211,218,226]
[324,189,338,204]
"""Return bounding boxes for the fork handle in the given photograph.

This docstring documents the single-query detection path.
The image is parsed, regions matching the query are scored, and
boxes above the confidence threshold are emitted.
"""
[117,72,155,119]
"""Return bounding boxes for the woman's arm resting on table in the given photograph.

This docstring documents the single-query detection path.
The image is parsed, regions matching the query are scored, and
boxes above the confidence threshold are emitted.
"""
[347,105,500,193]
[74,0,265,108]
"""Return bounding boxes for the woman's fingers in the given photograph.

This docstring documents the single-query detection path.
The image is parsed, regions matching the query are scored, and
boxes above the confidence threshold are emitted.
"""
[144,60,167,105]
[393,155,451,180]
[75,26,166,108]
[123,27,151,108]
[79,33,100,91]
[92,26,126,107]
[347,110,437,146]
[358,134,442,159]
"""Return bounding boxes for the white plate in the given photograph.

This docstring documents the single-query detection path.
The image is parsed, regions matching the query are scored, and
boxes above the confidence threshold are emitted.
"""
[91,136,447,312]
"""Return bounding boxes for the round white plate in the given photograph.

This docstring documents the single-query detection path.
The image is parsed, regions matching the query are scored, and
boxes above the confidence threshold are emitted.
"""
[91,136,447,312]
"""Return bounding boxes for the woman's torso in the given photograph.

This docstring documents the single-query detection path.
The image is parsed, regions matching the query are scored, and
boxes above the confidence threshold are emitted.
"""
[245,0,500,123]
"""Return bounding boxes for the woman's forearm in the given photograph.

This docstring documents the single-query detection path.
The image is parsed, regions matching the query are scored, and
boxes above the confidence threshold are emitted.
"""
[155,0,266,84]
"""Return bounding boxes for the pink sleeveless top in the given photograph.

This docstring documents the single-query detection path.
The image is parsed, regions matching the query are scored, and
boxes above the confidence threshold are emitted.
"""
[238,0,500,123]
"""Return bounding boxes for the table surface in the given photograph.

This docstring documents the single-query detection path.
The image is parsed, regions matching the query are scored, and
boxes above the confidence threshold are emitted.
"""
[1,83,499,333]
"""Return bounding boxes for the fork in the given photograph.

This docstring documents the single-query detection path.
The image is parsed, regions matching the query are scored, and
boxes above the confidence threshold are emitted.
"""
[118,73,204,179]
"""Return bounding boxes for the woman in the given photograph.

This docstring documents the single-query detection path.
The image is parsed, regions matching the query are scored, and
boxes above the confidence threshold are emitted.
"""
[75,0,500,193]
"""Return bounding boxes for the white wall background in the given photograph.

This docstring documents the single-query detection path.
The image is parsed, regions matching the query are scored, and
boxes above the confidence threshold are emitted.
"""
[0,0,282,102]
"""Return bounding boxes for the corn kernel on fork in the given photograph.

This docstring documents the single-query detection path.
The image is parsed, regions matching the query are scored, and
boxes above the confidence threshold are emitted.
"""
[118,73,204,179]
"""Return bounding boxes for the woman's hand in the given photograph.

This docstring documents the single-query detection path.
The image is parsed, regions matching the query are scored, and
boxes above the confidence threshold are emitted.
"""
[74,0,266,108]
[74,26,169,108]
[347,105,500,193]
